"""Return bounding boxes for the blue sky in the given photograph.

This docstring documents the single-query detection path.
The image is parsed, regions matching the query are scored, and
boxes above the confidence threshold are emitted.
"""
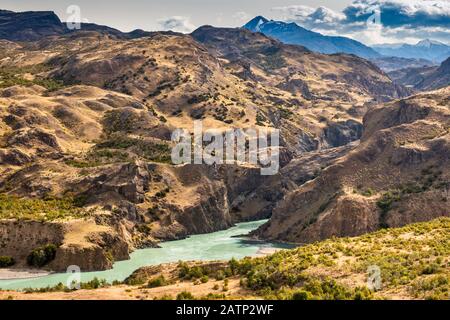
[1,0,449,44]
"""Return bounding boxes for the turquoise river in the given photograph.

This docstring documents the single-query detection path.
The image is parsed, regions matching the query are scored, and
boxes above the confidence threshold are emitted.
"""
[0,220,293,290]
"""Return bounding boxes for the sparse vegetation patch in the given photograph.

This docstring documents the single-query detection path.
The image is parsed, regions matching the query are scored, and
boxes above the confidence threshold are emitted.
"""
[0,194,90,221]
[0,65,64,91]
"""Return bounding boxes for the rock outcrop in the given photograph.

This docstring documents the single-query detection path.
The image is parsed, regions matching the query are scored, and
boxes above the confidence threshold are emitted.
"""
[0,219,129,272]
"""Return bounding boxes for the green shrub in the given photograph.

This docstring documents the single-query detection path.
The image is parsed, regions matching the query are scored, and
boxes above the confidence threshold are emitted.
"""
[155,188,170,199]
[187,94,211,105]
[64,159,98,168]
[178,261,191,278]
[176,291,195,300]
[294,278,373,300]
[203,293,226,300]
[262,52,287,71]
[376,192,398,214]
[215,270,225,281]
[256,113,267,126]
[65,149,130,169]
[27,244,58,267]
[411,274,449,299]
[23,278,109,293]
[292,290,313,300]
[376,190,402,227]
[148,275,168,288]
[0,256,15,268]
[96,136,136,149]
[102,110,139,134]
[361,188,375,197]
[96,136,171,164]
[0,66,64,91]
[421,264,440,275]
[177,262,207,280]
[80,277,108,289]
[24,282,66,293]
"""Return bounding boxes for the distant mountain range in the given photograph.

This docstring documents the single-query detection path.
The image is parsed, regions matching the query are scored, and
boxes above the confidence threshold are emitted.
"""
[243,16,381,59]
[0,9,162,41]
[372,40,450,63]
[1,9,449,68]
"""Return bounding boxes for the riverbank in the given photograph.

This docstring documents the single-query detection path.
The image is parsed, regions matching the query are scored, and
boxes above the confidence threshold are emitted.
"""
[1,218,447,300]
[0,277,252,300]
[0,220,292,290]
[0,269,51,281]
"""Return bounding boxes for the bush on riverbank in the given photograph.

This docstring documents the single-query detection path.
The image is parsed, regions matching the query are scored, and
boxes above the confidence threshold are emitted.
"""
[27,244,57,267]
[23,277,110,293]
[147,275,170,288]
[0,256,15,268]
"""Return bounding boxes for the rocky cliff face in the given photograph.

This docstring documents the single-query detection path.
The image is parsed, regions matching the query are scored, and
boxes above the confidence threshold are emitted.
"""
[0,219,129,272]
[254,88,450,243]
[228,143,357,222]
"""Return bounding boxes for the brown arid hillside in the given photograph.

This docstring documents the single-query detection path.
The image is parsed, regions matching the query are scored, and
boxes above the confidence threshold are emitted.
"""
[191,26,410,151]
[0,83,270,269]
[1,28,410,153]
[254,87,450,243]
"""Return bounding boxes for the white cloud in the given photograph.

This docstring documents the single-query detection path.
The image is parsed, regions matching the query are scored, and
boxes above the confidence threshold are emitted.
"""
[157,16,196,33]
[343,0,450,27]
[272,5,316,20]
[309,6,346,24]
[232,11,250,22]
[272,5,345,31]
[271,0,450,44]
[347,0,450,18]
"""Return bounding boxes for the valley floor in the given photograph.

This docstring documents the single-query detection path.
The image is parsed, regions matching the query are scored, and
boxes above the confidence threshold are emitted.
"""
[1,218,448,300]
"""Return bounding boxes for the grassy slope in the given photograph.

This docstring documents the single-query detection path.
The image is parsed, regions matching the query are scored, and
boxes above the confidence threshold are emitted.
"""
[233,217,449,300]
